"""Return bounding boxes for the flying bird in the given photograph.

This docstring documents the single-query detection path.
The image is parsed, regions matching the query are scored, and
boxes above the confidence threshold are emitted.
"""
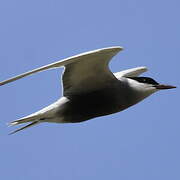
[0,46,176,134]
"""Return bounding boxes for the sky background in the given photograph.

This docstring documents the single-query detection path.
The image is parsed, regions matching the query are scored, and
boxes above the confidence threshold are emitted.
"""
[0,0,179,179]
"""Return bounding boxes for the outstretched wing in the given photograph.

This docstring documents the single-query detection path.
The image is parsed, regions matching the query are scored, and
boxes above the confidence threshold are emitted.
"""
[0,47,123,95]
[114,66,148,79]
[62,47,123,96]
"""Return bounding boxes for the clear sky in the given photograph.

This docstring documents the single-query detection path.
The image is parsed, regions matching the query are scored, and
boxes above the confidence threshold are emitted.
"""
[0,0,179,179]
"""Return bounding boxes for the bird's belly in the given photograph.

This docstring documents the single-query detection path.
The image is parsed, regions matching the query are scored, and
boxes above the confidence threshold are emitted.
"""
[60,88,130,123]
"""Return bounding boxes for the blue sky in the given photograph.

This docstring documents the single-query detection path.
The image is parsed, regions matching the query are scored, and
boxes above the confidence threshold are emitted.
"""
[0,0,179,179]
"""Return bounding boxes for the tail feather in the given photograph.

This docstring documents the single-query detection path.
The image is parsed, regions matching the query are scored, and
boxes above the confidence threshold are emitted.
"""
[8,100,58,134]
[9,113,43,126]
[9,121,40,135]
[8,113,43,134]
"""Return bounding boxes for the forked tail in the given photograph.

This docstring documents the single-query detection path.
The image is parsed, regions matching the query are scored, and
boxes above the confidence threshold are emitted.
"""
[8,114,43,135]
[9,121,40,135]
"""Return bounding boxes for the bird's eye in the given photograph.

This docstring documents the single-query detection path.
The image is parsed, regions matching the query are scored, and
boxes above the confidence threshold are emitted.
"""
[129,77,159,85]
[142,78,147,82]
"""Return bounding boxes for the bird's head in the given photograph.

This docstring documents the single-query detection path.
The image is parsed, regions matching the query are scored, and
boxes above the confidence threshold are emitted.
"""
[127,76,176,94]
[114,67,176,100]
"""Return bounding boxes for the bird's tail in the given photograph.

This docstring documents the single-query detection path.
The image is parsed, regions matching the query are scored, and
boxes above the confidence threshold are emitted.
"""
[8,114,43,135]
[8,100,61,134]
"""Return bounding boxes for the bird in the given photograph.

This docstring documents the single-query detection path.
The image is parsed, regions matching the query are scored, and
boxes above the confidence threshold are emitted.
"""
[0,46,176,134]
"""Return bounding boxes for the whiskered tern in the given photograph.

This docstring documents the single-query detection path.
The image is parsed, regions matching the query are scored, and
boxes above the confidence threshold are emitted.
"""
[0,46,176,134]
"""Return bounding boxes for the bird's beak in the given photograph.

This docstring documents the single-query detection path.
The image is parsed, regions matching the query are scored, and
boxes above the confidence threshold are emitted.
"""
[154,84,176,90]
